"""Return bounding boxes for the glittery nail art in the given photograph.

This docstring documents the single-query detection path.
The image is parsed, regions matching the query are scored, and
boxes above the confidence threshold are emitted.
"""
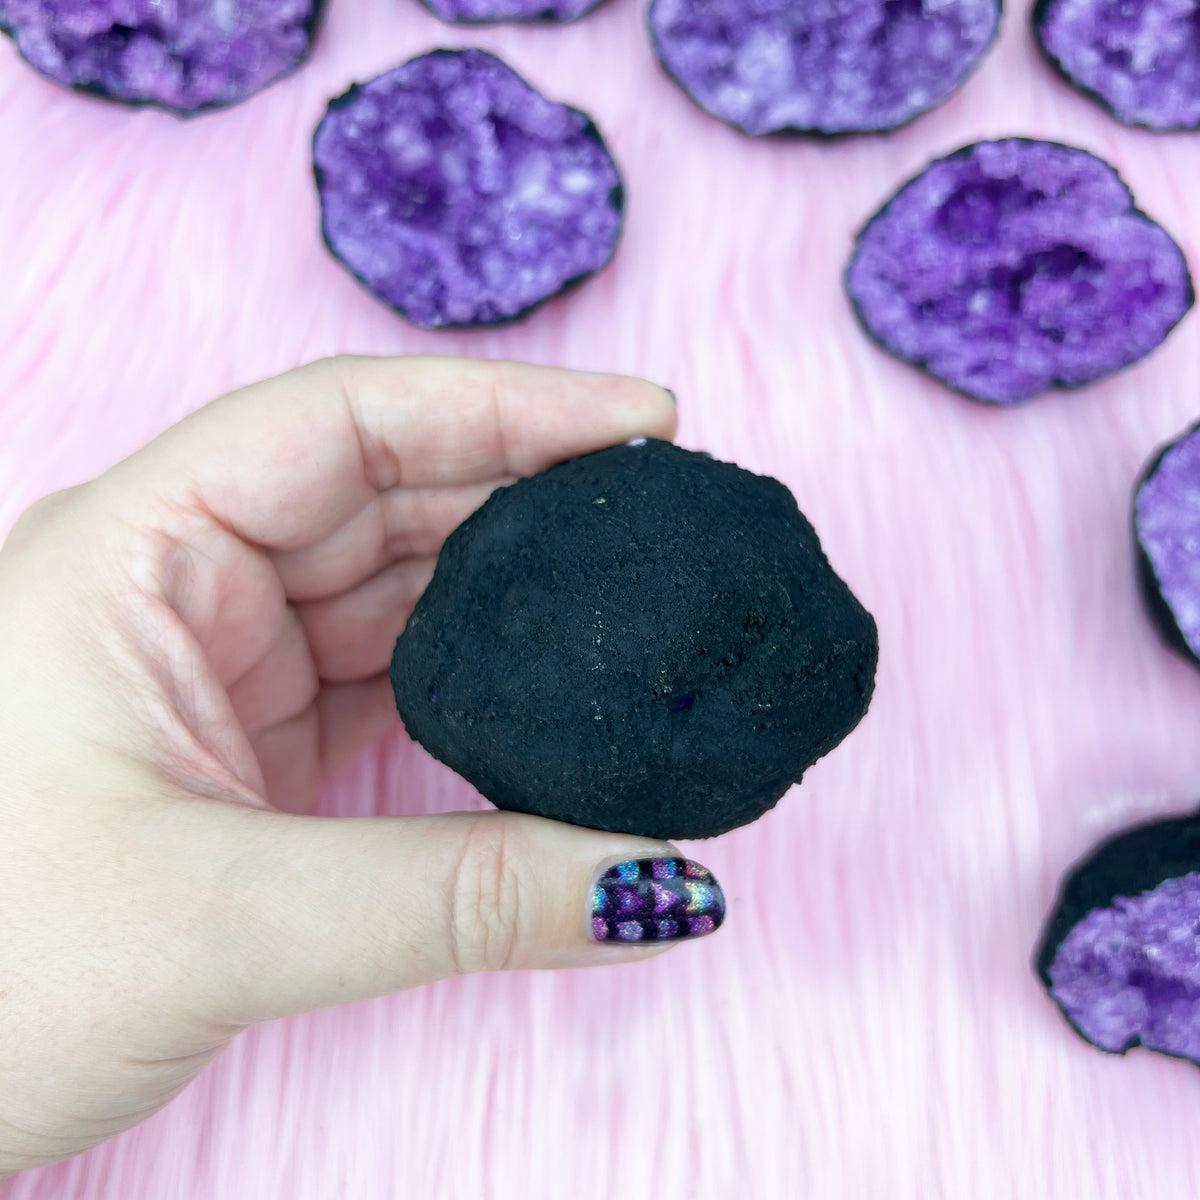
[590,858,725,943]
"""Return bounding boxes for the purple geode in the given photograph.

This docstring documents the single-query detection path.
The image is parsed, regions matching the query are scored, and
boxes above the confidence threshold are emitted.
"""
[846,139,1194,404]
[421,0,602,23]
[0,0,321,113]
[312,50,623,330]
[1037,812,1200,1064]
[1135,420,1200,666]
[648,0,1000,136]
[1035,0,1200,131]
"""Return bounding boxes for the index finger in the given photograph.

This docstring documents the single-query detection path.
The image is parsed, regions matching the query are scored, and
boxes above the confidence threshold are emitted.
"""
[104,356,677,551]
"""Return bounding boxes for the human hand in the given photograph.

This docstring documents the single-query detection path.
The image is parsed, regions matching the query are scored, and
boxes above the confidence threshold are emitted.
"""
[0,356,725,1177]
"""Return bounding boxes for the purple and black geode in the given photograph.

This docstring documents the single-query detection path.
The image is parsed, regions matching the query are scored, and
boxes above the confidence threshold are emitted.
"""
[1035,0,1200,131]
[1135,420,1200,667]
[421,0,603,23]
[648,0,1000,136]
[312,49,623,330]
[1036,812,1200,1064]
[0,0,321,113]
[846,139,1194,404]
[390,439,878,840]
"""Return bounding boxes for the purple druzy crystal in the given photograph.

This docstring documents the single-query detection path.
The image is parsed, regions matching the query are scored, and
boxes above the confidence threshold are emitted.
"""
[648,0,1000,136]
[1135,421,1200,665]
[1048,873,1200,1060]
[421,0,602,23]
[846,139,1194,404]
[312,50,623,330]
[1035,0,1200,131]
[0,0,320,113]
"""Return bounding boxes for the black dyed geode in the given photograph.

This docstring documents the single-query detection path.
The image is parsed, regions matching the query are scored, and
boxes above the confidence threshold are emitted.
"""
[1034,0,1200,131]
[0,0,322,113]
[846,138,1194,404]
[390,439,878,839]
[313,49,622,330]
[1035,811,1200,1064]
[648,0,1000,136]
[1134,419,1200,668]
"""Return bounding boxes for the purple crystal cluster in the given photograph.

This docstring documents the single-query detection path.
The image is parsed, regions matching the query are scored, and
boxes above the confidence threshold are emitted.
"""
[846,139,1194,404]
[1136,421,1200,665]
[648,0,1000,136]
[0,0,320,112]
[1035,0,1200,130]
[1047,872,1200,1061]
[1036,813,1200,1064]
[312,50,622,330]
[422,0,602,23]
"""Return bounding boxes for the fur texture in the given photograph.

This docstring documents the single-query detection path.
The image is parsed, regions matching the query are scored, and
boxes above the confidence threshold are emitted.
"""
[3,0,1200,1195]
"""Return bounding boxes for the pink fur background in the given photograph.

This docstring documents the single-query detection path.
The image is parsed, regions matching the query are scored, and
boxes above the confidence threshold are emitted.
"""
[4,1,1200,1195]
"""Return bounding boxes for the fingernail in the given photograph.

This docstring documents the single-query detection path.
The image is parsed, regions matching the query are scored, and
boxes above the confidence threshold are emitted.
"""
[665,388,678,406]
[590,858,725,943]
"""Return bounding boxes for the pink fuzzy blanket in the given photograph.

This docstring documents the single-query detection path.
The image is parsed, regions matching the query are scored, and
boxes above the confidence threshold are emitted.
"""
[4,1,1200,1195]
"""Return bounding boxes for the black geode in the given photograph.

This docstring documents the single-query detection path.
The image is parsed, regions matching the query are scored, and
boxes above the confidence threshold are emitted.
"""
[1034,0,1200,131]
[1134,419,1200,668]
[0,0,324,114]
[845,138,1194,405]
[648,0,1000,137]
[313,49,623,330]
[390,439,878,839]
[1035,811,1200,1064]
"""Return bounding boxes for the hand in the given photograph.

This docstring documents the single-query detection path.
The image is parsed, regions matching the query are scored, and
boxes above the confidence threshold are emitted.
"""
[0,356,724,1177]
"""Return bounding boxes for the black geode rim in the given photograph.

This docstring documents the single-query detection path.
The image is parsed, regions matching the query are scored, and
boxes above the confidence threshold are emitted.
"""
[646,0,1003,139]
[843,137,1196,406]
[416,0,610,27]
[1133,419,1200,667]
[1033,809,1200,1062]
[1031,0,1200,134]
[311,49,625,332]
[0,0,327,117]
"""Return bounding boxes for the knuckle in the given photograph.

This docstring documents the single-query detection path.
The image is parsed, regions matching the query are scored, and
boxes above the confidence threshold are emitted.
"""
[305,353,362,382]
[304,353,343,378]
[4,487,79,549]
[449,820,524,976]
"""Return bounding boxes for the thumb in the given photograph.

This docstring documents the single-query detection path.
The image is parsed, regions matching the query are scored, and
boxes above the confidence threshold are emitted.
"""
[169,804,726,1026]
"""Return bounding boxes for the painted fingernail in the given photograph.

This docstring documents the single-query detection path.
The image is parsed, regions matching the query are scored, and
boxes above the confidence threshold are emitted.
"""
[591,858,725,943]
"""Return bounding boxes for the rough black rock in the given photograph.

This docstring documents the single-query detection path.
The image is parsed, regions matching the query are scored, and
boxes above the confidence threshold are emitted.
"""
[1035,811,1200,1064]
[390,439,878,839]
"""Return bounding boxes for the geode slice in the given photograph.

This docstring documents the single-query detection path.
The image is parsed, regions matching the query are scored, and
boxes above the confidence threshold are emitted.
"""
[1035,0,1200,131]
[422,0,602,23]
[1036,811,1200,1064]
[0,0,321,113]
[1135,420,1200,667]
[648,0,1000,136]
[390,439,878,840]
[846,139,1194,404]
[312,49,623,330]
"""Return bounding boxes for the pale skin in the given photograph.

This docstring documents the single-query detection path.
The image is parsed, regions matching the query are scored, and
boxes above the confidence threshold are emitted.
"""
[0,356,691,1177]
